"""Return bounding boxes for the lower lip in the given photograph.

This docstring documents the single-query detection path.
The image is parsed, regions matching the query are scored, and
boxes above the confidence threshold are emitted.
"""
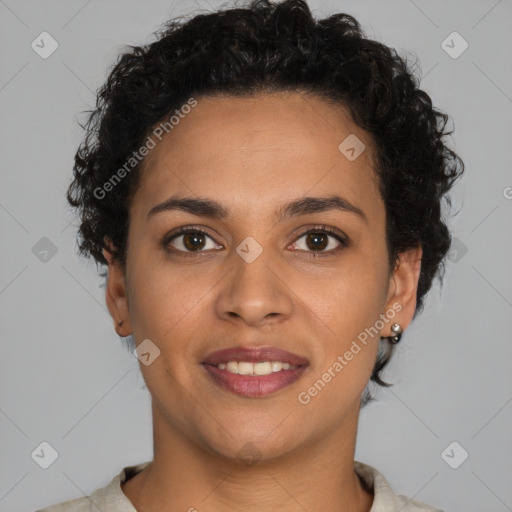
[202,364,308,398]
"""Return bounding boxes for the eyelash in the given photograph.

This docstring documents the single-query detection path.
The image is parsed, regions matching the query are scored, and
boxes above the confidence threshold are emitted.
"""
[162,224,348,259]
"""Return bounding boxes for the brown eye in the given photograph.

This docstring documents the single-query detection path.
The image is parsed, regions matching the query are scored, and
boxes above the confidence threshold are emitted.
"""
[182,232,207,251]
[305,232,329,251]
[291,228,346,253]
[165,229,221,254]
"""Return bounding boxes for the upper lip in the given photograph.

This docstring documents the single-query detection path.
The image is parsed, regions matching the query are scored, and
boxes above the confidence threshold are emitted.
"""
[202,346,309,366]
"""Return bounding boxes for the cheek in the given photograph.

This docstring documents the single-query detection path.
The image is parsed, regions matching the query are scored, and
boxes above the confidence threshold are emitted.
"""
[302,256,388,382]
[311,258,388,337]
[125,234,212,335]
[297,279,384,410]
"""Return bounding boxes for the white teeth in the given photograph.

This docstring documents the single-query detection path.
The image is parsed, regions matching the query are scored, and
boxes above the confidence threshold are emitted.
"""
[226,361,238,373]
[216,361,298,375]
[238,362,253,375]
[253,362,271,375]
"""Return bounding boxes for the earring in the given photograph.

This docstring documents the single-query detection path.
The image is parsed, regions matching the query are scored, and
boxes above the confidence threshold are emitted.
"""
[118,320,123,326]
[388,323,403,344]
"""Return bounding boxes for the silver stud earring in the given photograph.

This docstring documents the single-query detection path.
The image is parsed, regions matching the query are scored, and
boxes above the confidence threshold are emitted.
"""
[388,323,403,344]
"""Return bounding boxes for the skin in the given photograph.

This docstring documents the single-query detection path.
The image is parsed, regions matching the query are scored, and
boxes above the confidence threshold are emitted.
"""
[103,90,422,512]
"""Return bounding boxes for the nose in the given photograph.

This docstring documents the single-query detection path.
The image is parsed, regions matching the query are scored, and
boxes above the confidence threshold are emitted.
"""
[214,248,294,327]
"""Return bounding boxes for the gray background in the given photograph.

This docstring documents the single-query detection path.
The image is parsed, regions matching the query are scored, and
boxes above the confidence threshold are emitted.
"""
[1,1,511,511]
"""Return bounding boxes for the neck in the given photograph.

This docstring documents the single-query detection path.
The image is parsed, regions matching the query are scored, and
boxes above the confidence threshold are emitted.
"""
[122,403,373,512]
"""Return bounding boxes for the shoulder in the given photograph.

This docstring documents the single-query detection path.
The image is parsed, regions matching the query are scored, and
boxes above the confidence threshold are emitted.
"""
[354,461,444,512]
[36,477,121,512]
[36,495,95,512]
[36,461,151,512]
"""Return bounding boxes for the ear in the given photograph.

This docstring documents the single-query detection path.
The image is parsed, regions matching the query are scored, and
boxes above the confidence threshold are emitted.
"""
[383,245,422,337]
[102,238,132,337]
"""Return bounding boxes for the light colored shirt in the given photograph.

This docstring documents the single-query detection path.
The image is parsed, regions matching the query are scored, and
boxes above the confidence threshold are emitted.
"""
[37,460,444,511]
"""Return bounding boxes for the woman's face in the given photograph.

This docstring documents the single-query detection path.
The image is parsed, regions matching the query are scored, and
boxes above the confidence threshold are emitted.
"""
[105,91,421,461]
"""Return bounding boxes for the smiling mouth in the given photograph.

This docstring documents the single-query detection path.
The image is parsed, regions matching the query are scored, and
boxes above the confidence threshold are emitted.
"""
[201,345,309,397]
[202,361,308,398]
[205,360,301,375]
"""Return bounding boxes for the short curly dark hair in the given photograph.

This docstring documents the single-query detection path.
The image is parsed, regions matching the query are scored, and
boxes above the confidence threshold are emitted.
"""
[67,0,464,402]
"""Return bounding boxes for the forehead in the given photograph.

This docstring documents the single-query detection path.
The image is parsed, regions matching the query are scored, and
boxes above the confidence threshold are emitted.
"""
[131,91,383,225]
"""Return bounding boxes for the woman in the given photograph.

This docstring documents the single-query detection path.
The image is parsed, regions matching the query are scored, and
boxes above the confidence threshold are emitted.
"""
[39,0,464,510]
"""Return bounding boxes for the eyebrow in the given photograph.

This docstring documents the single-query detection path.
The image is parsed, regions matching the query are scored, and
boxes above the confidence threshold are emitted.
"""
[147,194,368,224]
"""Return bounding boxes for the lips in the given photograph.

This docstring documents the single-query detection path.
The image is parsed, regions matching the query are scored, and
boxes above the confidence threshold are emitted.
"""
[201,346,310,398]
[203,363,308,398]
[202,346,310,367]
